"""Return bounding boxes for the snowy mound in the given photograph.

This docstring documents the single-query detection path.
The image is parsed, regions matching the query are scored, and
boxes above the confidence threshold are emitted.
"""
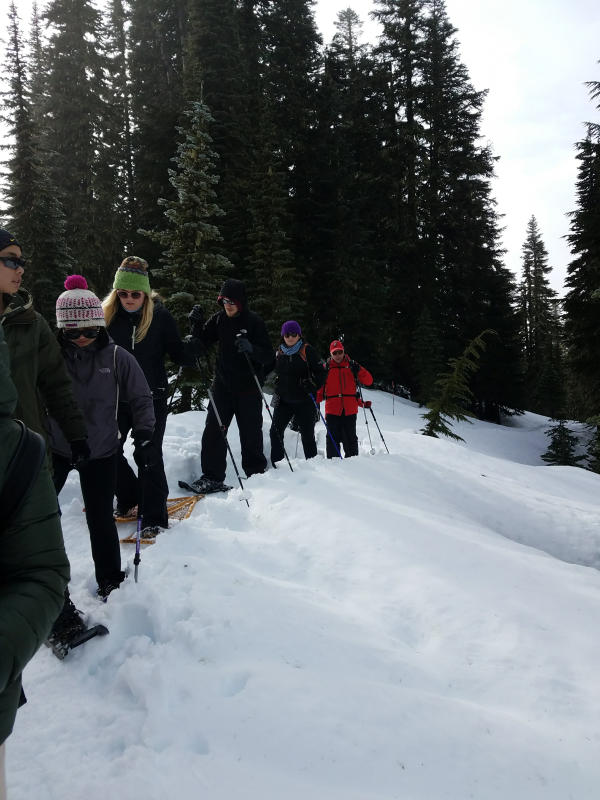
[9,392,600,799]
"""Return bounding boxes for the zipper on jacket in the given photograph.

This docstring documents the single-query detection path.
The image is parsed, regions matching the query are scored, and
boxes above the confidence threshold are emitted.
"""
[131,324,136,350]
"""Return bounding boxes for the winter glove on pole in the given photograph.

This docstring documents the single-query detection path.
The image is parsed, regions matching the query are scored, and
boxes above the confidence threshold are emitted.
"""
[133,431,160,469]
[70,439,91,469]
[188,304,204,337]
[235,336,253,355]
[363,400,372,409]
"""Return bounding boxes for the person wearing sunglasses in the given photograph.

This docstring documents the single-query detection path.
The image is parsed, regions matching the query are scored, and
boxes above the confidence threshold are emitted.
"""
[270,320,326,465]
[185,278,274,494]
[102,256,200,536]
[49,275,156,599]
[0,228,88,464]
[316,339,374,458]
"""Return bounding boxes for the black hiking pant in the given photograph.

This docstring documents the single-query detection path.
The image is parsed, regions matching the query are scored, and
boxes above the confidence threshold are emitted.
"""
[271,398,317,463]
[115,396,169,529]
[201,382,267,483]
[325,412,359,459]
[52,453,122,587]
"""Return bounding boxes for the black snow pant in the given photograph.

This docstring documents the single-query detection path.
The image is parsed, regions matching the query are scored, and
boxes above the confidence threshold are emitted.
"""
[115,396,169,529]
[201,381,267,483]
[325,412,359,459]
[271,398,317,463]
[52,453,122,587]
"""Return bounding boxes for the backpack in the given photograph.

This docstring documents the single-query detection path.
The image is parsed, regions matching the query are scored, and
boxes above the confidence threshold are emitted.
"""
[1,420,46,531]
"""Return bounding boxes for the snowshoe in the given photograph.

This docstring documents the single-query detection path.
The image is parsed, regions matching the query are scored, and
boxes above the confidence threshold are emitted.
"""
[47,624,109,660]
[178,477,232,495]
[96,570,127,601]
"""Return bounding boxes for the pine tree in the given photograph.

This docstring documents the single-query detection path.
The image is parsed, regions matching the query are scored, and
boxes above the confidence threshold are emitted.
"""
[127,0,185,261]
[518,216,558,414]
[564,81,600,420]
[421,329,494,441]
[541,420,585,467]
[142,101,233,411]
[411,306,443,405]
[1,1,71,320]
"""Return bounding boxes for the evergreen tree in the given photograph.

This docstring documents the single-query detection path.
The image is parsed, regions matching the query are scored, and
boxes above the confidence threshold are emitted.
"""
[421,329,493,441]
[2,1,71,320]
[142,101,233,411]
[564,79,600,420]
[41,0,118,292]
[411,306,443,405]
[127,0,185,261]
[585,416,600,473]
[541,420,585,467]
[518,216,558,414]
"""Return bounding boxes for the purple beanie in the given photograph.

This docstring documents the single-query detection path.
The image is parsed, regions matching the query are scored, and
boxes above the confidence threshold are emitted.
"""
[281,320,302,337]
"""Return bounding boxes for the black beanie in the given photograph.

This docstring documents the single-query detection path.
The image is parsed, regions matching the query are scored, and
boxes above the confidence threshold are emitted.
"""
[0,229,21,251]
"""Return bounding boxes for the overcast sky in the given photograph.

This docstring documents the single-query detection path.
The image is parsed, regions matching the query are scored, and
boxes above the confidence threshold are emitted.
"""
[2,0,598,294]
[315,0,600,294]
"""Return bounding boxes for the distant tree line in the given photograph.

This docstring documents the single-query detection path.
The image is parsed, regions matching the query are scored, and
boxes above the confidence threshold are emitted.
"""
[0,0,598,437]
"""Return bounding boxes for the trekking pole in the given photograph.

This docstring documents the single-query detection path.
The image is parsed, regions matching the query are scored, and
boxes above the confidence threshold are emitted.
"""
[308,393,343,459]
[357,385,375,455]
[167,367,184,412]
[237,331,293,472]
[134,484,144,583]
[392,381,395,416]
[295,431,300,458]
[207,387,249,507]
[369,406,390,454]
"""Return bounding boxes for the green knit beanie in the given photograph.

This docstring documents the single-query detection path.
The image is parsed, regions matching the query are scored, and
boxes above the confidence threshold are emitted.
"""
[113,256,151,293]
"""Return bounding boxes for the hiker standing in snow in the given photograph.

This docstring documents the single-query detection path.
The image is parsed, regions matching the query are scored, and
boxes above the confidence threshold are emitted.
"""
[187,278,273,492]
[316,339,373,458]
[50,276,155,599]
[270,320,325,465]
[0,228,91,640]
[103,256,199,535]
[0,324,70,799]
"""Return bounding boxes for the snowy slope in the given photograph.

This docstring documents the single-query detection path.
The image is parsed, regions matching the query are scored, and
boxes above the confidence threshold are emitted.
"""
[7,391,600,800]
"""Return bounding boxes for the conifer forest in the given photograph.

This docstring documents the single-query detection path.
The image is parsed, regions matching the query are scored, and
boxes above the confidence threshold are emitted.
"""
[1,1,599,448]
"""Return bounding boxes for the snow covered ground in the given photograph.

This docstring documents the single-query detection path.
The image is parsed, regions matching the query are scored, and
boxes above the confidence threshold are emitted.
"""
[7,391,600,799]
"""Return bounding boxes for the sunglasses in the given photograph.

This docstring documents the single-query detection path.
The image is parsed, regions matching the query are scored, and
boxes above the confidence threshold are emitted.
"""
[331,350,344,356]
[117,290,144,299]
[220,297,237,306]
[64,327,102,340]
[0,255,26,270]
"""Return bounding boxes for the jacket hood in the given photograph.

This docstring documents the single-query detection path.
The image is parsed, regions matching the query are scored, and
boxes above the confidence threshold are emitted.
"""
[218,279,247,309]
[1,287,34,324]
[0,323,18,417]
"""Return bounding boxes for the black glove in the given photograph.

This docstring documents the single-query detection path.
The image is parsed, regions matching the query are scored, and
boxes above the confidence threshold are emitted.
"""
[301,377,315,394]
[133,431,160,469]
[70,439,91,468]
[188,305,204,337]
[236,336,253,355]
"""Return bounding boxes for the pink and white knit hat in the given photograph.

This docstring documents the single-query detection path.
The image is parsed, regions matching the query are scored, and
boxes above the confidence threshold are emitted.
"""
[56,275,106,329]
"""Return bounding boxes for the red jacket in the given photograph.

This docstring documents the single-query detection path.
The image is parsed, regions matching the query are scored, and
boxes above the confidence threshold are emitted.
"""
[316,355,373,416]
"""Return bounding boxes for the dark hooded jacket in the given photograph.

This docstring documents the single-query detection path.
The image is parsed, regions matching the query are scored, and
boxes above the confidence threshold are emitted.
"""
[274,341,326,404]
[199,279,274,392]
[48,328,155,460]
[0,325,70,745]
[0,288,87,444]
[106,298,197,395]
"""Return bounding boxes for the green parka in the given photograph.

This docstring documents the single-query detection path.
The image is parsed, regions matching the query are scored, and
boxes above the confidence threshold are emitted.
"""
[0,325,70,745]
[0,289,86,443]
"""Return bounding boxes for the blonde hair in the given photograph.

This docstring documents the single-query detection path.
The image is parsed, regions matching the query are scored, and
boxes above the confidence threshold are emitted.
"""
[102,288,155,344]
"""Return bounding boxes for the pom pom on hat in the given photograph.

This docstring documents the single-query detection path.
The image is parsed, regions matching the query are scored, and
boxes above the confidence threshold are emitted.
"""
[56,275,105,329]
[64,274,88,291]
[281,320,302,337]
[113,255,151,294]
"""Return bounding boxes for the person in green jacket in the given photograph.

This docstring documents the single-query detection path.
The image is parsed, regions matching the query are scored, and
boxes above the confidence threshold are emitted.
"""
[0,323,70,797]
[0,229,88,453]
[0,228,89,649]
